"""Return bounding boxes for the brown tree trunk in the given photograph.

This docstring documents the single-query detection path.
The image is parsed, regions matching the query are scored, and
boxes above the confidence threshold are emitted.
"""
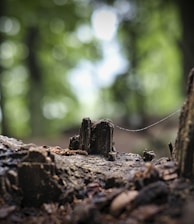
[0,0,10,136]
[177,0,194,93]
[175,68,194,179]
[26,26,44,136]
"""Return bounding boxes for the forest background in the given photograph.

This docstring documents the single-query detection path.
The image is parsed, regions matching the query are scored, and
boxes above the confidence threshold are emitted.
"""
[0,0,193,152]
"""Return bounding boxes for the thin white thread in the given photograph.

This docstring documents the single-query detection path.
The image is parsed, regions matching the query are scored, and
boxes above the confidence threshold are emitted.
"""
[116,108,180,132]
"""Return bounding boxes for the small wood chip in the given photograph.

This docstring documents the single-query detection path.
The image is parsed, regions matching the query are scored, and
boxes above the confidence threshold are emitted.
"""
[0,206,16,219]
[110,190,138,216]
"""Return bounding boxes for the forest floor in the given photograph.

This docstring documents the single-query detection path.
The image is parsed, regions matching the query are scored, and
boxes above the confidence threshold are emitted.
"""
[1,117,193,224]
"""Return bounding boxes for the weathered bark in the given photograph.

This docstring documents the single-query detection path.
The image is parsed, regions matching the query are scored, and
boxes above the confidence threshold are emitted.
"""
[175,68,194,178]
[69,118,115,159]
[18,148,62,207]
[79,117,91,151]
[0,132,191,224]
[90,119,114,157]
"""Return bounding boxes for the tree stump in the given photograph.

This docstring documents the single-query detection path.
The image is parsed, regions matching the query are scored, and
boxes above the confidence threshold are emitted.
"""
[79,118,91,151]
[175,68,194,178]
[69,118,115,160]
[90,119,114,157]
[0,119,193,223]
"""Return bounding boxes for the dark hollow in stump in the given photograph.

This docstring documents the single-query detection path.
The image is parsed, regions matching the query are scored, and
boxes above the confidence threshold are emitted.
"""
[69,118,115,159]
[175,68,194,179]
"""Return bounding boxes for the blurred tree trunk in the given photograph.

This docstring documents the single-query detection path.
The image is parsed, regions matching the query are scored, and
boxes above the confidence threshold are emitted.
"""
[175,68,194,179]
[129,27,146,124]
[0,71,8,135]
[120,21,146,126]
[26,26,44,137]
[0,0,10,136]
[177,0,194,92]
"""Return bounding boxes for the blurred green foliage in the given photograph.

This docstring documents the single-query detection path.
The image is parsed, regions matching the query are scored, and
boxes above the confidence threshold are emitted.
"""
[0,0,100,137]
[0,0,190,138]
[99,0,183,124]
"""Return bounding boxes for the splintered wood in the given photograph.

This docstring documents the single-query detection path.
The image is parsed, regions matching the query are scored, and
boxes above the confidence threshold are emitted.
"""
[69,118,115,160]
[175,68,194,178]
